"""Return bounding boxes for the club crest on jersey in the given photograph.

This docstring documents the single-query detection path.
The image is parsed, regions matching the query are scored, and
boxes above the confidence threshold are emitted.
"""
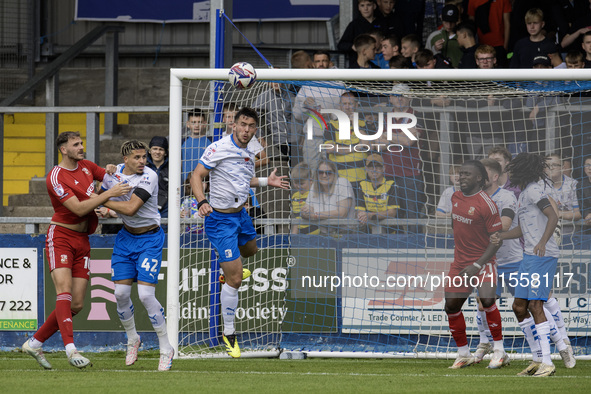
[54,184,65,196]
[468,207,475,215]
[82,168,90,175]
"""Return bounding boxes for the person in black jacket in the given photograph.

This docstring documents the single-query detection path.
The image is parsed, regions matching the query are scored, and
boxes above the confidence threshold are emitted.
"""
[147,136,169,219]
[338,0,382,67]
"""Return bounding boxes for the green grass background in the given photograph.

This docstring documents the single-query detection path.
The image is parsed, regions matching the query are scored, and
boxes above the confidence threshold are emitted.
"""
[1,351,589,393]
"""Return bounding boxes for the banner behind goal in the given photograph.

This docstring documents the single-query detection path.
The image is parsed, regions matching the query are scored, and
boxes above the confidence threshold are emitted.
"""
[168,68,591,358]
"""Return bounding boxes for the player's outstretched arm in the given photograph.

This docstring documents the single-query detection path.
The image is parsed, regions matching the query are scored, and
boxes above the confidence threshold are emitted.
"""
[250,168,290,190]
[63,182,131,217]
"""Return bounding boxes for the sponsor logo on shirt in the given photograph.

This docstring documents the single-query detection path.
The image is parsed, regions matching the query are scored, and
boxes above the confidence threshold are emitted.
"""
[86,184,95,196]
[452,213,473,224]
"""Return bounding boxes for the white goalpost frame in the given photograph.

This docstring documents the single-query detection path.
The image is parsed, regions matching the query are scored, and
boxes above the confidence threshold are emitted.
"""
[167,68,591,359]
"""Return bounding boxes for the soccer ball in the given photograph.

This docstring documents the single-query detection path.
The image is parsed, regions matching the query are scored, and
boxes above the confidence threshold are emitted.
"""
[228,62,257,89]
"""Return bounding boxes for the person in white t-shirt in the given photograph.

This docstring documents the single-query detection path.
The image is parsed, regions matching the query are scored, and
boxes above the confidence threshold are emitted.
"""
[101,140,173,371]
[492,153,561,377]
[190,107,289,358]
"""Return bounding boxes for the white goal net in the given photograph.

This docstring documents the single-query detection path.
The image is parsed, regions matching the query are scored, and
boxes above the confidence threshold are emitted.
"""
[167,68,591,359]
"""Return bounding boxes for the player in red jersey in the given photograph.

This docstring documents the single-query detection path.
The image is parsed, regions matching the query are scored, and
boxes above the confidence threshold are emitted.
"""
[21,131,130,369]
[445,160,508,369]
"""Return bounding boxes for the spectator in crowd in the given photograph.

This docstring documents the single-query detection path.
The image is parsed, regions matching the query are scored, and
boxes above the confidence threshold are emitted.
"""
[577,156,591,228]
[300,160,357,235]
[488,145,521,199]
[368,29,389,68]
[427,4,463,68]
[559,1,591,53]
[510,8,556,69]
[354,153,399,233]
[468,0,512,68]
[400,34,422,65]
[389,54,412,69]
[456,21,478,69]
[291,50,313,69]
[338,0,382,67]
[378,84,426,228]
[415,48,453,69]
[251,79,294,161]
[351,34,381,69]
[374,0,404,38]
[395,0,426,39]
[323,92,369,183]
[223,103,269,170]
[147,136,169,219]
[475,45,497,69]
[292,64,343,170]
[542,153,581,224]
[381,34,401,64]
[180,175,204,235]
[436,164,461,217]
[290,162,319,235]
[181,108,210,182]
[508,0,556,52]
[565,50,585,68]
[312,50,332,70]
[582,31,591,67]
[414,49,453,109]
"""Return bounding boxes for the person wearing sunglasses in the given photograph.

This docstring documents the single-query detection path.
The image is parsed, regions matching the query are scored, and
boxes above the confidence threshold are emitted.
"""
[300,160,357,235]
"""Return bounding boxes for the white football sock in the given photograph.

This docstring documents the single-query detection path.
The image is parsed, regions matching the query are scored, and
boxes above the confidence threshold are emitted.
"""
[29,337,43,349]
[543,307,566,351]
[65,343,76,357]
[114,284,139,343]
[536,321,552,365]
[544,298,570,344]
[476,310,492,344]
[458,344,471,357]
[519,316,541,362]
[221,284,239,336]
[138,284,172,352]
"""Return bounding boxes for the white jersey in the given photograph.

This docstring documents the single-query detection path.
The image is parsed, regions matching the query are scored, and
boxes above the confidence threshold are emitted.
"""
[537,175,579,212]
[517,182,560,258]
[223,130,264,156]
[101,164,160,228]
[436,186,457,215]
[490,187,522,265]
[199,134,255,209]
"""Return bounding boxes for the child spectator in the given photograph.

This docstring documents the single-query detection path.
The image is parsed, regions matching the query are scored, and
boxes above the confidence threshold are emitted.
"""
[352,34,381,69]
[338,0,381,67]
[435,165,461,217]
[368,29,389,68]
[374,0,404,38]
[475,45,497,69]
[565,50,585,68]
[400,34,421,65]
[354,154,399,233]
[181,108,210,182]
[381,34,400,64]
[427,4,462,68]
[389,54,412,69]
[290,162,319,235]
[180,175,205,234]
[510,8,556,69]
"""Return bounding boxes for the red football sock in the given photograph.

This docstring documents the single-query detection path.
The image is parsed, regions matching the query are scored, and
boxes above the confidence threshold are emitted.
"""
[447,311,467,347]
[484,304,503,341]
[34,308,79,343]
[54,293,74,346]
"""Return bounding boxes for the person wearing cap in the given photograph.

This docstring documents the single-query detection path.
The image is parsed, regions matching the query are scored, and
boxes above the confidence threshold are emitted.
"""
[147,136,170,218]
[353,153,399,233]
[427,4,463,68]
[510,8,557,69]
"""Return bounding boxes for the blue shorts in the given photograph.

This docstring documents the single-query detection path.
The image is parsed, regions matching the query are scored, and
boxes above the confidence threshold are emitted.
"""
[204,208,256,263]
[111,226,165,284]
[514,254,558,301]
[496,260,522,297]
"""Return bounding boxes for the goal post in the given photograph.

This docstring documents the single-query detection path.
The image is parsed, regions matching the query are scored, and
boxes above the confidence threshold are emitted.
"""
[168,68,591,359]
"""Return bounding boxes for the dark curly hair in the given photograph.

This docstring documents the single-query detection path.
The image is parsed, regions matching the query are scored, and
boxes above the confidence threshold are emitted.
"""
[463,159,489,188]
[506,152,548,190]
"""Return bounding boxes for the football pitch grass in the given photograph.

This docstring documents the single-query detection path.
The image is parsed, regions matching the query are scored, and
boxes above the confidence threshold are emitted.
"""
[1,350,589,393]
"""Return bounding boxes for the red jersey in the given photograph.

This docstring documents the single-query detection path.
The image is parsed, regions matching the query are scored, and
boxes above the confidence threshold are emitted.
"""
[451,190,502,267]
[382,109,422,178]
[46,160,106,233]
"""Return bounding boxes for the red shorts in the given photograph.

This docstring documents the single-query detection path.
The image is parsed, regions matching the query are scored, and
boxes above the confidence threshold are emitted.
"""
[445,260,497,294]
[45,224,91,279]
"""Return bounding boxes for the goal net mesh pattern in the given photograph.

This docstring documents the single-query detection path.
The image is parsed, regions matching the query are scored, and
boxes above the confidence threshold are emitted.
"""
[170,70,591,358]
